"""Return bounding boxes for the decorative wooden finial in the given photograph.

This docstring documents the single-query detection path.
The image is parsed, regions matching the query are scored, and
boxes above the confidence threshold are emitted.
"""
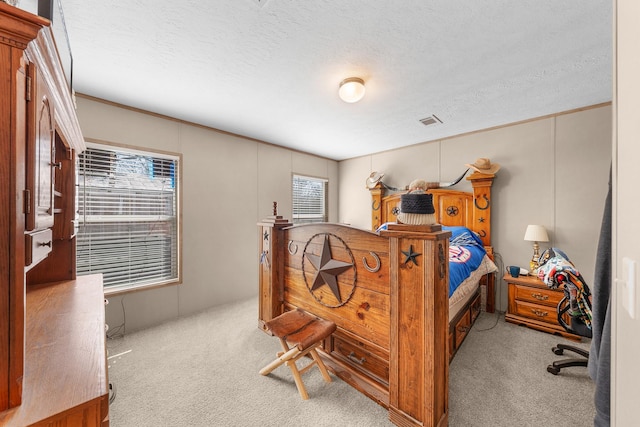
[260,201,290,225]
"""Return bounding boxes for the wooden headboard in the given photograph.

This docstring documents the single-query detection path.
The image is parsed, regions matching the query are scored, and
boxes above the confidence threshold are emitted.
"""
[369,171,495,254]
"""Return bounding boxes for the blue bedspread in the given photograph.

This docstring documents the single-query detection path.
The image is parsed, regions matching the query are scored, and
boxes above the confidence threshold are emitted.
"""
[377,223,492,297]
[444,226,489,297]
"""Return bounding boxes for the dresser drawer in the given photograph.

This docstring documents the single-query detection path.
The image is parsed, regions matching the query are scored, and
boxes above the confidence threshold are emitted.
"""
[453,309,472,349]
[512,299,558,324]
[470,292,481,322]
[330,331,389,386]
[513,283,563,308]
[449,330,454,361]
[25,228,53,267]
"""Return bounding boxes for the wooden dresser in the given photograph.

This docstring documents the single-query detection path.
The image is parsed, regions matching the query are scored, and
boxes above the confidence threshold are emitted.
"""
[0,275,108,426]
[1,4,108,425]
[505,273,580,340]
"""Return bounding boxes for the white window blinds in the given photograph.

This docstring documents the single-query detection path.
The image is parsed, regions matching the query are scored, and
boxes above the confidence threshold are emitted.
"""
[76,144,180,291]
[292,175,327,224]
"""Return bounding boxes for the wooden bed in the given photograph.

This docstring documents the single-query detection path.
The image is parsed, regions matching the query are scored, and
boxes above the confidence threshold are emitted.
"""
[370,172,497,356]
[257,172,495,427]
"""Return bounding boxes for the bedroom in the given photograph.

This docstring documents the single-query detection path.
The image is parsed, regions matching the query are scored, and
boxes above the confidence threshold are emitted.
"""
[1,0,638,426]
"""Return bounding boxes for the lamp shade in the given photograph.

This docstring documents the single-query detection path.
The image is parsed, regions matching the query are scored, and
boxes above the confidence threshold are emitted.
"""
[339,77,365,103]
[524,224,549,242]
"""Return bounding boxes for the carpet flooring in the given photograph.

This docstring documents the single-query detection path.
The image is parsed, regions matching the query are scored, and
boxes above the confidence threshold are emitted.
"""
[106,298,595,426]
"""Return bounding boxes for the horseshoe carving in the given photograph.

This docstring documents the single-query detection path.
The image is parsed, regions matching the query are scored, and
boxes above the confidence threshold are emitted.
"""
[474,195,490,210]
[372,200,380,211]
[362,251,381,273]
[287,240,298,255]
[477,230,487,238]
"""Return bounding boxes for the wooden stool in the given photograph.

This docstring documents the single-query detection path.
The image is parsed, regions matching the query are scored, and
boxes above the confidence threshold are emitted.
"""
[259,308,336,400]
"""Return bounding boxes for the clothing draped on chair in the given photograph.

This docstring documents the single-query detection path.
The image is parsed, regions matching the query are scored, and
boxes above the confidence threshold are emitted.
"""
[537,247,593,332]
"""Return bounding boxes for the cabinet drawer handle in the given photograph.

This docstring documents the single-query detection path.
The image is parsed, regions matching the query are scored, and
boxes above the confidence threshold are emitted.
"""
[38,241,52,247]
[347,351,366,365]
[457,325,470,333]
[531,292,549,301]
[531,309,548,317]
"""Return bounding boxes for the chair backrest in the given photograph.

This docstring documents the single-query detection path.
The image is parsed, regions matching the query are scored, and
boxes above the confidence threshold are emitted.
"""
[556,296,593,338]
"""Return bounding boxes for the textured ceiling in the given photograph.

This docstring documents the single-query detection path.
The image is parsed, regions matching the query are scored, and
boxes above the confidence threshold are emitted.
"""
[30,1,613,160]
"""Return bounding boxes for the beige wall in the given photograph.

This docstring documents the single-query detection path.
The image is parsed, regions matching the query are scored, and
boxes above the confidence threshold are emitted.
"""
[339,105,612,312]
[75,96,339,332]
[77,95,612,332]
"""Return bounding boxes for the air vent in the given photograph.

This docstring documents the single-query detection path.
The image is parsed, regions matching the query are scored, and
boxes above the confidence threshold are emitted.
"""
[419,115,443,126]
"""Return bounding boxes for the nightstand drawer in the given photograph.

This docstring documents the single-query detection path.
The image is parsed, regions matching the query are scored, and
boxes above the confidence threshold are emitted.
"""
[513,283,563,308]
[505,273,580,340]
[512,299,557,324]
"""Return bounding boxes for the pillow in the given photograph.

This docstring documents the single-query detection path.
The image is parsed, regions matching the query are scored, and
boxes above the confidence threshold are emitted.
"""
[443,225,484,247]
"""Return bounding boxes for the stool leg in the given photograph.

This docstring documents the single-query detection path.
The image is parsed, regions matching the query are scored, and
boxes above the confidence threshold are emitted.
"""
[310,348,332,383]
[280,338,310,400]
[286,358,309,400]
[259,344,300,376]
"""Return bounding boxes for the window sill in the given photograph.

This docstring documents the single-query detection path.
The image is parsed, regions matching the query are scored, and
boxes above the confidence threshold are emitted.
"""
[102,278,181,297]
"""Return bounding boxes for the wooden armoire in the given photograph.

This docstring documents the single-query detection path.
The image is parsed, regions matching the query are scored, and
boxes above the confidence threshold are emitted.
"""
[1,4,109,426]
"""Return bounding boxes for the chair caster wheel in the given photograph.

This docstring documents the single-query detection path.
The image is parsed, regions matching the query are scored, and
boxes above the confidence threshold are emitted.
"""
[552,346,564,355]
[547,365,560,375]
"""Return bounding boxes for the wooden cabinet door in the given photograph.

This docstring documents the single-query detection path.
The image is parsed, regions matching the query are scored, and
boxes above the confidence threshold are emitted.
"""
[52,136,77,240]
[26,61,55,232]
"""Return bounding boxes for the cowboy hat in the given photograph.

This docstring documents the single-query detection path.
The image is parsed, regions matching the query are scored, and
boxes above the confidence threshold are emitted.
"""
[465,158,500,174]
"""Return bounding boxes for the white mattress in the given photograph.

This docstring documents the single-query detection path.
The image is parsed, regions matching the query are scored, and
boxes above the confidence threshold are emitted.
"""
[448,254,497,322]
[449,281,479,322]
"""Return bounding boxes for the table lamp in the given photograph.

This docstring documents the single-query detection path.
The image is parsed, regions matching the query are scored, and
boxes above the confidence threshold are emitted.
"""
[524,224,549,272]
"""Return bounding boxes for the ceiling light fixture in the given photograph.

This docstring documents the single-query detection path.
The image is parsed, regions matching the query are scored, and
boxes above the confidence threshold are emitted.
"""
[338,77,366,103]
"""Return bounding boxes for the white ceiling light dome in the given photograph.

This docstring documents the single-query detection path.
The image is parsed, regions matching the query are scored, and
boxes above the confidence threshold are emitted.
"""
[338,77,366,103]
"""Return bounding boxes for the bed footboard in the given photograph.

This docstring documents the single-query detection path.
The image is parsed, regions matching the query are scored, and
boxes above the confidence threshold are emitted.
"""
[258,217,450,427]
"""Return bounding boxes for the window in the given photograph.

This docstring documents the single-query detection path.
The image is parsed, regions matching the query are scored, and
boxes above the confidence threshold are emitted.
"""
[76,143,181,293]
[292,175,327,224]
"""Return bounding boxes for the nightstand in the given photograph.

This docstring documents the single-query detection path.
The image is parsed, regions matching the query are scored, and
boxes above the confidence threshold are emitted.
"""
[504,273,581,340]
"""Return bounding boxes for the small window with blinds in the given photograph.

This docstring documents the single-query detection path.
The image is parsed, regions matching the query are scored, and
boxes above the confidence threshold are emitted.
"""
[292,175,327,224]
[76,143,181,293]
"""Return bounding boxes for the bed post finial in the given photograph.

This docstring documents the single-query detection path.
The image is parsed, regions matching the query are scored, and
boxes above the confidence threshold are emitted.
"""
[261,202,288,224]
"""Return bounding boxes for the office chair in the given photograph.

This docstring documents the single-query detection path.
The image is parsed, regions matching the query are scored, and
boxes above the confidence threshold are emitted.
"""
[547,294,592,375]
